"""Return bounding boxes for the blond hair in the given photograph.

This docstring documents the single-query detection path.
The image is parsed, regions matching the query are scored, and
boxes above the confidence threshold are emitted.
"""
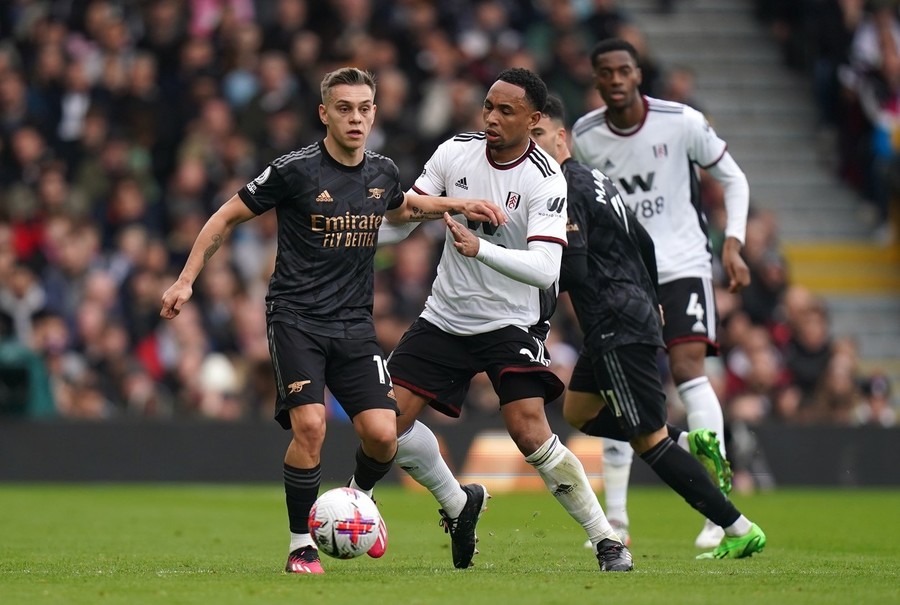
[320,67,376,104]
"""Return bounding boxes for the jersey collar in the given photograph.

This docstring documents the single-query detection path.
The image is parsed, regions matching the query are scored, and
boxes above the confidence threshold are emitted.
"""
[605,96,649,137]
[486,138,535,170]
[318,140,366,172]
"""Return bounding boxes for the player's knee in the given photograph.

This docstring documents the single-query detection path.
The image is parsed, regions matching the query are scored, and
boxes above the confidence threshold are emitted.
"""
[505,416,551,456]
[290,413,326,444]
[360,425,397,459]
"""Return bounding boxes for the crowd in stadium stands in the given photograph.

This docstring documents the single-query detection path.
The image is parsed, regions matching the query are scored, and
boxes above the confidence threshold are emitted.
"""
[0,0,894,438]
[754,0,900,242]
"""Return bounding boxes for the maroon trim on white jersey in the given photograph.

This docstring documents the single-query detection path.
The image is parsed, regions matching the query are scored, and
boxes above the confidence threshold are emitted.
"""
[699,145,728,170]
[486,139,536,170]
[411,184,430,195]
[528,235,567,247]
[605,97,651,137]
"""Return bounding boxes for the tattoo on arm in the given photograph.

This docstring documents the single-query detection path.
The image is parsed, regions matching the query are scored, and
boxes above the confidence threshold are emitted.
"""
[409,205,443,222]
[203,234,222,265]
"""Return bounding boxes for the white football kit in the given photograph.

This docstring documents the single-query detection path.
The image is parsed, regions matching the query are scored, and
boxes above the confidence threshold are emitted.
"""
[411,132,568,336]
[571,97,748,285]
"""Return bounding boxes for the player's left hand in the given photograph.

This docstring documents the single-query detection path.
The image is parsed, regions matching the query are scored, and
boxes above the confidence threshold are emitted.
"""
[444,212,481,257]
[722,237,750,293]
[458,200,506,227]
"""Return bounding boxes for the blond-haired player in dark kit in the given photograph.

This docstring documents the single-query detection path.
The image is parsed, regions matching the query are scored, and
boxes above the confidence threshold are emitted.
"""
[571,38,752,549]
[534,94,765,560]
[160,67,505,574]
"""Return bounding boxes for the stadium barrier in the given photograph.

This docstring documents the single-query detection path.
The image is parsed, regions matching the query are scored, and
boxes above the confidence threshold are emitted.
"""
[0,416,897,486]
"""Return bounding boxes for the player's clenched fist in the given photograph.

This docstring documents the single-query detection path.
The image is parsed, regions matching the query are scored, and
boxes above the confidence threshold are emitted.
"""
[160,280,193,319]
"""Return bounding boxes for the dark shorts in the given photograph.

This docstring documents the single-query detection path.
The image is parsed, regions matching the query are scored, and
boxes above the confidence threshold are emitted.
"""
[387,318,565,418]
[658,276,719,355]
[267,321,398,430]
[568,343,667,441]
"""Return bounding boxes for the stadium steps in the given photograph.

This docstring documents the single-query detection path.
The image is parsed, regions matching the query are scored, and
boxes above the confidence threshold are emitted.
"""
[628,0,872,242]
[782,243,900,296]
[628,0,900,401]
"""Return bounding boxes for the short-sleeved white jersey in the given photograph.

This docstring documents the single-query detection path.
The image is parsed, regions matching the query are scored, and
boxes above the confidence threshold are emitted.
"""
[571,97,726,283]
[412,132,568,336]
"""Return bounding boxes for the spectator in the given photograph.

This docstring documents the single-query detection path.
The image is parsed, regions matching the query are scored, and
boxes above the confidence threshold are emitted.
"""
[366,67,422,183]
[525,0,592,72]
[580,0,631,44]
[740,213,789,326]
[260,0,310,55]
[853,372,896,426]
[660,64,704,112]
[781,301,835,414]
[237,51,302,145]
[0,262,47,345]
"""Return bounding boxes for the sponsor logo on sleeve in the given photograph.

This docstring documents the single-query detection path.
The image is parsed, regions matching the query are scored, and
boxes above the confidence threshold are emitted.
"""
[246,166,272,194]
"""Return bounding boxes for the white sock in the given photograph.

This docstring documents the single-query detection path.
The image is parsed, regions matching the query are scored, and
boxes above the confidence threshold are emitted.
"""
[725,515,752,537]
[348,476,373,498]
[526,434,616,546]
[677,376,727,457]
[290,532,315,552]
[601,438,633,527]
[396,420,466,518]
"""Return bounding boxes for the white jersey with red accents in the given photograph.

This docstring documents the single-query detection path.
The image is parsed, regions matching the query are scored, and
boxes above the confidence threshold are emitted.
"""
[411,132,568,336]
[571,96,728,284]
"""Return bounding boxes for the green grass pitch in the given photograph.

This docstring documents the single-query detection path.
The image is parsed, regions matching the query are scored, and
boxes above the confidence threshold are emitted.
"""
[1,484,898,605]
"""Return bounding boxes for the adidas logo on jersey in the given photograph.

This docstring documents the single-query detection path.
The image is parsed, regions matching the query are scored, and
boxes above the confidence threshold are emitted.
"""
[691,320,706,334]
[602,159,615,171]
[316,190,333,202]
[455,177,468,190]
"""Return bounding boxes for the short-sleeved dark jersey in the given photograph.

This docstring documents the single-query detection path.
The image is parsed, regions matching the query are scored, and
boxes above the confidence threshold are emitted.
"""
[238,141,404,339]
[561,158,664,355]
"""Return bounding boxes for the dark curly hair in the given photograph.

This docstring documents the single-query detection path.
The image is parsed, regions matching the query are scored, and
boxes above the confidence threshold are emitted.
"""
[495,67,548,113]
[589,38,639,69]
[542,95,566,123]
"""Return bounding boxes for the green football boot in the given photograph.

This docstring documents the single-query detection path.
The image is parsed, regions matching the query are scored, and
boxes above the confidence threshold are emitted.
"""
[687,428,733,494]
[696,523,766,559]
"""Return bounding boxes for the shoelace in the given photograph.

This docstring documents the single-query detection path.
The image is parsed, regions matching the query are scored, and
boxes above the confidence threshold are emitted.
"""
[598,542,627,562]
[438,510,457,535]
[290,547,320,563]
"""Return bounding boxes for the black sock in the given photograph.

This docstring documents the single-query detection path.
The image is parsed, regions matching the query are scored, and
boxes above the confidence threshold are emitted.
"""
[639,437,741,528]
[352,445,395,491]
[284,463,320,534]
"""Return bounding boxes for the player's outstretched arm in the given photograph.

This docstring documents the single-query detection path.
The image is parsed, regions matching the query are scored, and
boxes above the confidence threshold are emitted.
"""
[444,213,561,289]
[379,193,507,246]
[160,194,256,319]
[387,192,506,226]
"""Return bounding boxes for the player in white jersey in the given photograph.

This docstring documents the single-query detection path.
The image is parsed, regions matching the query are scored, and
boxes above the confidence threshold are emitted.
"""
[410,131,567,336]
[571,38,751,550]
[380,68,633,572]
